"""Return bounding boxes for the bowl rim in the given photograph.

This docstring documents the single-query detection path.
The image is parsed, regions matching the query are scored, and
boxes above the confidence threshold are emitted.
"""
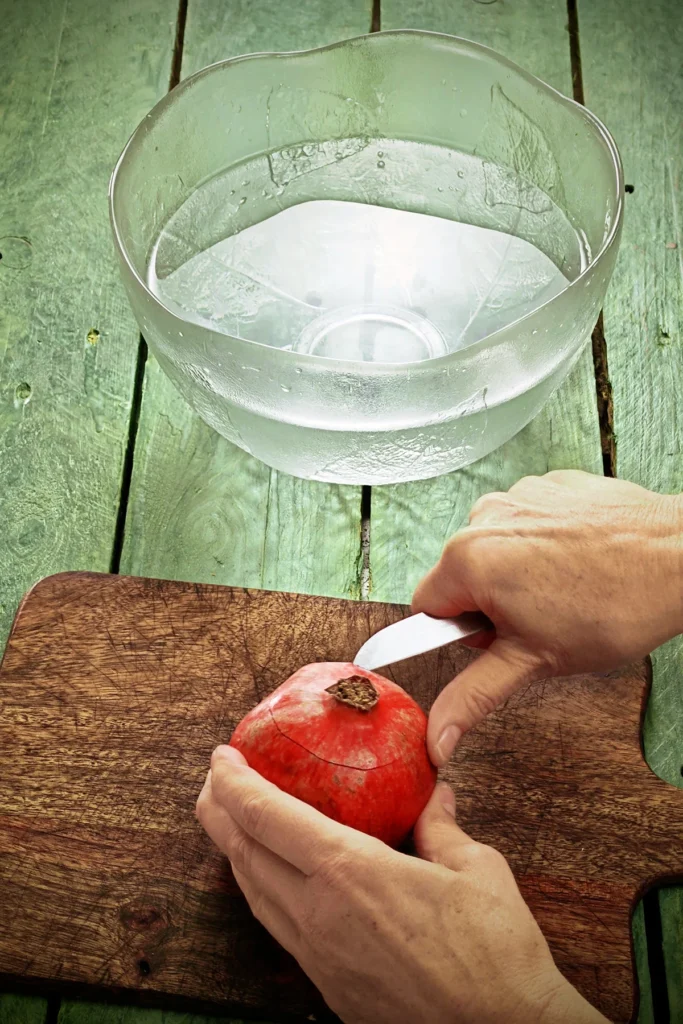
[109,28,624,372]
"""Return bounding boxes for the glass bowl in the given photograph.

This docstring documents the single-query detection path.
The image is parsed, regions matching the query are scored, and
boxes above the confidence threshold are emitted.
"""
[110,30,623,485]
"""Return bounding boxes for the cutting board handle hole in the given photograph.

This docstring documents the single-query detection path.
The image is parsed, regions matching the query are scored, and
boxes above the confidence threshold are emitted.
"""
[138,959,151,976]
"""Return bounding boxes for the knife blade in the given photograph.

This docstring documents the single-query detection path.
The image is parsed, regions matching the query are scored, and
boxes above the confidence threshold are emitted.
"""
[354,611,492,672]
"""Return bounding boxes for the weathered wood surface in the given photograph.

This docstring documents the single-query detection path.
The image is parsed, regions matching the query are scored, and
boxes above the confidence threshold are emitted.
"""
[55,1004,251,1024]
[1,0,680,1021]
[372,1,603,601]
[1,572,682,1023]
[578,0,683,1015]
[373,1,658,1014]
[0,0,177,648]
[0,993,49,1024]
[0,1,178,1021]
[85,7,373,1022]
[120,0,373,600]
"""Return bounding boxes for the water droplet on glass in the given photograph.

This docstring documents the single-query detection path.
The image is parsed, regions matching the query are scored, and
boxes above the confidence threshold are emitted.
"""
[239,197,247,206]
[377,160,385,169]
[15,382,31,401]
[377,150,384,158]
[280,384,290,392]
[437,186,443,192]
[295,367,302,375]
[457,170,465,179]
[460,109,468,117]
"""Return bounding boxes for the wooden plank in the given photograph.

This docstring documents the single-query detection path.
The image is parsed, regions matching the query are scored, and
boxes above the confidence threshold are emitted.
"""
[577,0,683,1014]
[0,1,178,1022]
[631,902,655,1024]
[2,572,683,1022]
[64,2,372,1020]
[120,0,373,596]
[121,359,363,600]
[57,1001,252,1024]
[661,884,683,1023]
[0,0,177,648]
[0,994,47,1024]
[373,1,660,1018]
[110,0,373,1018]
[373,0,602,600]
[120,0,373,600]
[109,4,369,1018]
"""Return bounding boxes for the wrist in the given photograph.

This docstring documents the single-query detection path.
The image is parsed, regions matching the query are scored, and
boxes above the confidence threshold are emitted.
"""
[536,975,610,1024]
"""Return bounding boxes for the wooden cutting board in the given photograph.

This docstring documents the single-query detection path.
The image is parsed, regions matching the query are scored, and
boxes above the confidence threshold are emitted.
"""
[0,572,681,1022]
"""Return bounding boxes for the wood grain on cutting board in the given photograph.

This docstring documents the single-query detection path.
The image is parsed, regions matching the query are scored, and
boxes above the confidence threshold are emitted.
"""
[1,573,682,1023]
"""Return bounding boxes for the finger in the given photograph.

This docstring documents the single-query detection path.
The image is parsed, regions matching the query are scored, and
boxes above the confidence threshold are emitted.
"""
[413,783,476,869]
[411,535,478,618]
[232,866,301,956]
[427,639,543,766]
[543,469,650,502]
[467,491,506,523]
[541,469,597,488]
[196,773,306,918]
[209,744,365,874]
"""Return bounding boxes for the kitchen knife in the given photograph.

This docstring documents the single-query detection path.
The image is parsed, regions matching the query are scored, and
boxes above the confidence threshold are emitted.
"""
[354,611,492,672]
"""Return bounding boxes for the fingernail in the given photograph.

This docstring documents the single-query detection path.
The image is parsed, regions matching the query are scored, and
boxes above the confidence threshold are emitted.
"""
[211,744,244,768]
[438,783,456,818]
[434,725,461,767]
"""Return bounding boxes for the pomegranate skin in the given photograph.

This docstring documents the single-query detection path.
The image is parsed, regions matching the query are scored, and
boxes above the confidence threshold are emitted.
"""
[230,663,437,848]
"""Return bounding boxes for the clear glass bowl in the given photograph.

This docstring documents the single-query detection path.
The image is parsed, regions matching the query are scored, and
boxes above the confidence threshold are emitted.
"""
[110,30,623,485]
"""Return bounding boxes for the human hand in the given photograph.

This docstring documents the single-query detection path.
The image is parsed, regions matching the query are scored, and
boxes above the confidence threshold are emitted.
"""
[413,470,683,764]
[197,744,607,1024]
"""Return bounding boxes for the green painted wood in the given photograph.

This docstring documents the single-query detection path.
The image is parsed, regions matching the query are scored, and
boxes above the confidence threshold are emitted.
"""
[0,0,177,644]
[57,1002,265,1024]
[0,1,177,1021]
[121,358,364,599]
[112,3,371,1024]
[0,0,177,650]
[578,0,683,1014]
[375,2,655,1020]
[120,0,374,598]
[631,902,655,1024]
[373,0,603,599]
[0,994,47,1024]
[369,363,602,601]
[661,885,683,1023]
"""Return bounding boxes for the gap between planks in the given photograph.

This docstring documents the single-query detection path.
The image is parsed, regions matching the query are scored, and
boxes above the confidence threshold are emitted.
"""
[109,0,189,574]
[566,0,616,478]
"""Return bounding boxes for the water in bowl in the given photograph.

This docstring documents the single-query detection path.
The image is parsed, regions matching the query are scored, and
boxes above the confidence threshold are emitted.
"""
[149,138,587,369]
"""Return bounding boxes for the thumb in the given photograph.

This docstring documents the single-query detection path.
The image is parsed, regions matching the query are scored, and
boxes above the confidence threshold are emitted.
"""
[413,783,474,868]
[428,639,542,766]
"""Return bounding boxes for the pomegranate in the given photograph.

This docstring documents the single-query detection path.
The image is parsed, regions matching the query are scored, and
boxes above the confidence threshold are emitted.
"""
[230,663,437,848]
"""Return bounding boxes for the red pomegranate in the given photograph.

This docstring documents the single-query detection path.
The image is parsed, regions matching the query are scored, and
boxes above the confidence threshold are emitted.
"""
[230,663,437,848]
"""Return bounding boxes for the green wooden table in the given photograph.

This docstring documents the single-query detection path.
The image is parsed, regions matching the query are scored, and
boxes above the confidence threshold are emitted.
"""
[1,0,680,1021]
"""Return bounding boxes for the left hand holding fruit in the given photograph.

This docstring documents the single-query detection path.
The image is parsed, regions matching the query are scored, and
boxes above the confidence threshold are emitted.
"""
[197,745,607,1024]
